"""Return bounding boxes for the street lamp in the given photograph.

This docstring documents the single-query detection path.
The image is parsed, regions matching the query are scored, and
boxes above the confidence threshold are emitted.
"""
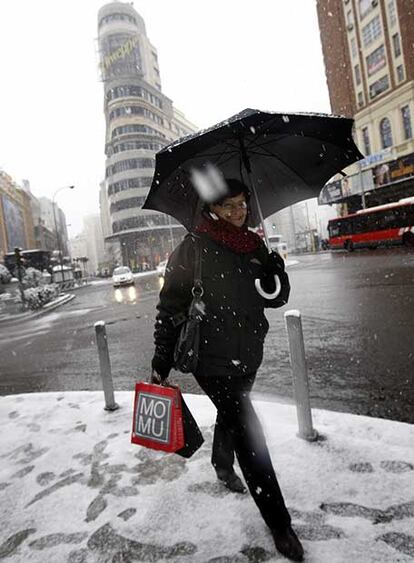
[52,185,74,283]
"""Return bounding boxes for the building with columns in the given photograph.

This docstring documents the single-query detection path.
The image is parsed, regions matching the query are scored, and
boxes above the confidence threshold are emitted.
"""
[97,2,197,271]
[316,0,414,213]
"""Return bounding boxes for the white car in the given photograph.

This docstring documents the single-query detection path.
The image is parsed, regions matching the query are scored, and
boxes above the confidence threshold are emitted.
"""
[268,234,288,261]
[112,266,134,287]
[156,260,167,277]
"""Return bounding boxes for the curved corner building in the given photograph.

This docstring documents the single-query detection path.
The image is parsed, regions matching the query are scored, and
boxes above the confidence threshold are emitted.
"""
[97,2,197,269]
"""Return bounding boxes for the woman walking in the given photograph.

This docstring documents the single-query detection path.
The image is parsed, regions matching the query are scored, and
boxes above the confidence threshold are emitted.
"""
[151,178,304,561]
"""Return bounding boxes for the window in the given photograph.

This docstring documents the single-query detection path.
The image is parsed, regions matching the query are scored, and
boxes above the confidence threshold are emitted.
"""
[392,33,401,57]
[354,214,368,234]
[111,124,166,139]
[362,16,382,47]
[387,0,397,26]
[401,106,412,140]
[366,45,386,76]
[112,141,163,154]
[362,127,371,155]
[359,0,374,19]
[113,267,131,275]
[106,85,162,109]
[346,10,354,25]
[355,64,361,85]
[350,37,357,58]
[112,213,172,234]
[110,196,148,214]
[105,157,155,178]
[369,74,389,99]
[99,13,137,28]
[109,105,164,126]
[380,117,393,148]
[396,64,404,83]
[108,177,154,196]
[358,91,364,107]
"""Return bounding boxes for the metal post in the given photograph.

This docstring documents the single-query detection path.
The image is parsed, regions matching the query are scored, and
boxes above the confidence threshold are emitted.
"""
[168,214,174,252]
[52,200,65,283]
[94,321,119,411]
[359,161,366,209]
[14,247,26,307]
[284,310,318,441]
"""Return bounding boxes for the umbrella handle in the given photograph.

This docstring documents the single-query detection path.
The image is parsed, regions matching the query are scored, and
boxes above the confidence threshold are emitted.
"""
[254,274,282,300]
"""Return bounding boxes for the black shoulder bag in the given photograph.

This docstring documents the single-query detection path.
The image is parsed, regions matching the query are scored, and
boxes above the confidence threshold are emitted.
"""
[173,237,204,373]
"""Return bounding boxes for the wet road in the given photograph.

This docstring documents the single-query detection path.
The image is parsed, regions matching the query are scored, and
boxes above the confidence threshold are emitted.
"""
[0,248,413,423]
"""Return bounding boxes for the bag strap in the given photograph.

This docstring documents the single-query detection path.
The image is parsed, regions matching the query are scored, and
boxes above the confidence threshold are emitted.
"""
[171,237,203,328]
[192,236,203,298]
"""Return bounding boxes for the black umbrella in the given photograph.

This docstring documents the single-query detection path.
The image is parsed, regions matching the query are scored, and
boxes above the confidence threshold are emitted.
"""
[142,108,364,236]
[143,108,363,298]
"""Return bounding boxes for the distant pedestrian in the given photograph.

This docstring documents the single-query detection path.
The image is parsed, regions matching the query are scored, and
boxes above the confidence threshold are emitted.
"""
[151,178,303,561]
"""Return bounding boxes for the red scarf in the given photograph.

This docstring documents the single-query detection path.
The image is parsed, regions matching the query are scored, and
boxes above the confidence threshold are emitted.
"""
[195,215,262,254]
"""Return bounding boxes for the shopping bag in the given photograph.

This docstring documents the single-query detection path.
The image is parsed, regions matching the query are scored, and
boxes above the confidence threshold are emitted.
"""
[175,395,204,458]
[131,382,184,453]
[131,382,204,458]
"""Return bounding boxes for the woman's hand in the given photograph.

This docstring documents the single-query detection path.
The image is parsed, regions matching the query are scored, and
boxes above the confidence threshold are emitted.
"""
[150,369,177,388]
[265,251,285,275]
[150,369,163,384]
[151,356,172,381]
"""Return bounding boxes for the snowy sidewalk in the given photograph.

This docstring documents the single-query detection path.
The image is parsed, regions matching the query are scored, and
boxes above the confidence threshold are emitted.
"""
[1,391,413,562]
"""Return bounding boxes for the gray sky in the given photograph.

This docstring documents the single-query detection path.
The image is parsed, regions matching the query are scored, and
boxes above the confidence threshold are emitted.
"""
[0,0,331,237]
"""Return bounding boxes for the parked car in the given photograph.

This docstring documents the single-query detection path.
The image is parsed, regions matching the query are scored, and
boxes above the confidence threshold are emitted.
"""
[156,260,167,277]
[112,266,134,287]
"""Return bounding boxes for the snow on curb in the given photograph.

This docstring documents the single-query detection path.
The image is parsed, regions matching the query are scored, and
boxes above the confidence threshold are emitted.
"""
[0,293,75,326]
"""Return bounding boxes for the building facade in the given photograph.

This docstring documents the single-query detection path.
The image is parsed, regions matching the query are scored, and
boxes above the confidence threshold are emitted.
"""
[0,171,36,257]
[264,200,338,252]
[38,197,70,258]
[97,2,197,271]
[83,214,106,275]
[317,0,414,212]
[69,233,90,276]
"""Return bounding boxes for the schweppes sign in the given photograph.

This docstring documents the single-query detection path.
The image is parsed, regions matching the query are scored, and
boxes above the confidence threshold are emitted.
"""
[101,35,139,73]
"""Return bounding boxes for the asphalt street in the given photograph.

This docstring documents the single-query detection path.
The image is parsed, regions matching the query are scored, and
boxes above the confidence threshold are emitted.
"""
[0,248,413,423]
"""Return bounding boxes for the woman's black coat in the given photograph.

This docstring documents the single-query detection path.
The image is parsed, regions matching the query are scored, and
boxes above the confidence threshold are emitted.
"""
[152,232,290,378]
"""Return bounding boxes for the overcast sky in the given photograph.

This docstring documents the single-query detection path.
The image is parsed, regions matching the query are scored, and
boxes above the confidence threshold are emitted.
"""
[0,0,331,237]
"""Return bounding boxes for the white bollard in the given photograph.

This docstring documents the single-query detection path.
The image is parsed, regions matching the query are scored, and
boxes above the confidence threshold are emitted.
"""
[284,310,318,441]
[94,321,119,411]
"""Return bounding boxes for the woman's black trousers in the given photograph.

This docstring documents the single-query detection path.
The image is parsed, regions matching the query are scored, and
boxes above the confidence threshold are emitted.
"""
[195,373,291,531]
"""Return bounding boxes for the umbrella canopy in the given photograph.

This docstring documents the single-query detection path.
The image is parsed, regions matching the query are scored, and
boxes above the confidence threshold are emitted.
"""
[143,108,364,230]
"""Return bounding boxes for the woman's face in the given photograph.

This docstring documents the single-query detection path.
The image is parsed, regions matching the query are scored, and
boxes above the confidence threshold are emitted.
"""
[210,192,248,228]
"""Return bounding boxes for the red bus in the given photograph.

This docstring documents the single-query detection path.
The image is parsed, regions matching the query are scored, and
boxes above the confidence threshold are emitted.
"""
[328,197,414,251]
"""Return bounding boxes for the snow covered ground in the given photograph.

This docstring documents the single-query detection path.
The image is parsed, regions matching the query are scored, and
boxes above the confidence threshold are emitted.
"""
[1,391,413,562]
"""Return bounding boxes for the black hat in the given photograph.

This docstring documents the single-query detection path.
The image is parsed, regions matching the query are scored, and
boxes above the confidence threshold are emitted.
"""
[211,178,250,205]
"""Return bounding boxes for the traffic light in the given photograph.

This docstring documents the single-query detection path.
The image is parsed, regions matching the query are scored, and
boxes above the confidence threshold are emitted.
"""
[14,247,25,290]
[14,247,22,266]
